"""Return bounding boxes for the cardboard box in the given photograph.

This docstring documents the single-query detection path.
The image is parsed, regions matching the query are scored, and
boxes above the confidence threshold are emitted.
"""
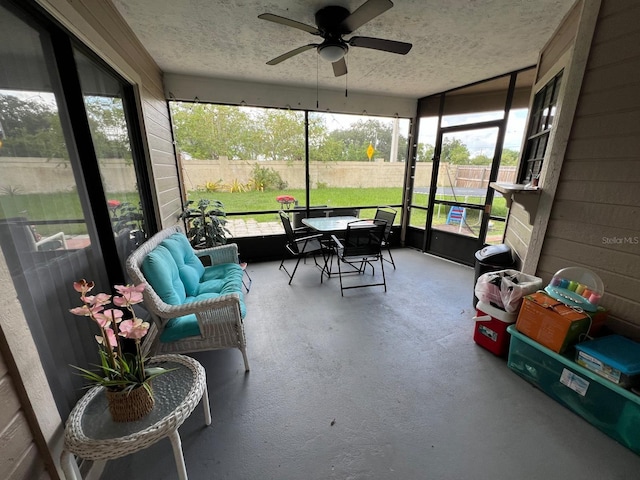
[584,306,608,335]
[515,291,590,353]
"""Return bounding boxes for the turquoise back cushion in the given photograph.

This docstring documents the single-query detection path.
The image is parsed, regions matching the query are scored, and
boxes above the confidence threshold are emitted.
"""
[159,264,246,343]
[141,245,186,305]
[160,233,205,297]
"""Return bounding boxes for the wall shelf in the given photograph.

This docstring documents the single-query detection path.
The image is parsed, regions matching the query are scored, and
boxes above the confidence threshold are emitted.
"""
[490,182,541,221]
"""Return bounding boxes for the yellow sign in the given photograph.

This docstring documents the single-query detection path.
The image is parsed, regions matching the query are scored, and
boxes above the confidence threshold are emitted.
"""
[366,143,374,160]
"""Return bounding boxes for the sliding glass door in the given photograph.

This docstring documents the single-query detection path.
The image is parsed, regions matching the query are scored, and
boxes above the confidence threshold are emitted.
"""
[0,0,152,419]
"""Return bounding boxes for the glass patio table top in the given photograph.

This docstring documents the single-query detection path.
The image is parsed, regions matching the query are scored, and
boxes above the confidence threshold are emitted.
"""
[301,216,361,232]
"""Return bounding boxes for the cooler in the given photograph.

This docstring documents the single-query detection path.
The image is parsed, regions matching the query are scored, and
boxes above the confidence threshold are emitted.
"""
[473,301,517,356]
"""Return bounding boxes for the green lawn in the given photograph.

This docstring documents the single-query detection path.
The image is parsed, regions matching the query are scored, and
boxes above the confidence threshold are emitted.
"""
[1,188,508,236]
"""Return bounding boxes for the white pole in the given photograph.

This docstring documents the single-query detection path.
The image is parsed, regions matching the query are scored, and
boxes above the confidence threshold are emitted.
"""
[390,117,399,162]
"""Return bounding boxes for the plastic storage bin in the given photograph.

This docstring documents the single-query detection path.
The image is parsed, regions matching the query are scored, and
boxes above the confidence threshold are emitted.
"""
[575,335,640,388]
[507,325,640,455]
[473,301,517,356]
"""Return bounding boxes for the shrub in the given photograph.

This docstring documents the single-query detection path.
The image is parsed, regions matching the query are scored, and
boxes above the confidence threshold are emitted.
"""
[199,180,222,192]
[250,164,287,190]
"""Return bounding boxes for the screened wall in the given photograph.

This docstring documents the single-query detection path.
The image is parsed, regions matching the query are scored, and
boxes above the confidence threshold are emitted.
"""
[169,102,410,238]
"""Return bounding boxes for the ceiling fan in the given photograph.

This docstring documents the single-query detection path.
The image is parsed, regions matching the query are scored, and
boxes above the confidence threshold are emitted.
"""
[258,0,412,77]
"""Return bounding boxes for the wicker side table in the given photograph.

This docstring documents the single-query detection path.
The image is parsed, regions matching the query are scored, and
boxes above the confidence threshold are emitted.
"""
[60,354,211,480]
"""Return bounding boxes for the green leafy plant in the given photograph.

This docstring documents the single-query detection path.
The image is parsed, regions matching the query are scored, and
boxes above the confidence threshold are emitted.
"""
[107,199,146,246]
[0,184,23,196]
[199,180,222,192]
[69,279,172,393]
[180,198,231,248]
[250,164,288,190]
[225,178,247,193]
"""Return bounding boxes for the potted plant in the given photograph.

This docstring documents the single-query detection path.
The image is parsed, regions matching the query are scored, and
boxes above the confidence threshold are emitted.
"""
[69,279,172,422]
[179,198,231,249]
[107,199,147,247]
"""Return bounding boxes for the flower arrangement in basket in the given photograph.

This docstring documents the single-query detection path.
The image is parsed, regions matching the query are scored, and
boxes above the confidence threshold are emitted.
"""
[69,279,171,422]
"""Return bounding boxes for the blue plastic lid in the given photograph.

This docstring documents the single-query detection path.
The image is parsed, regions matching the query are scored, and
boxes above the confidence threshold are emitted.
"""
[575,335,640,375]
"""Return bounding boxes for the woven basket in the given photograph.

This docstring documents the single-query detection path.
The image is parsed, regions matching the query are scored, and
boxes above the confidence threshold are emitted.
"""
[106,384,154,422]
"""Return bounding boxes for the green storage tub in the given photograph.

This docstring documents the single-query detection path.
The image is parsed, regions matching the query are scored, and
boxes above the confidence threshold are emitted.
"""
[507,325,640,455]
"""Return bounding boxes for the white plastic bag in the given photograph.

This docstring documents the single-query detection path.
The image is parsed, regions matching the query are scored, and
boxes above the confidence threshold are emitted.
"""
[475,269,543,313]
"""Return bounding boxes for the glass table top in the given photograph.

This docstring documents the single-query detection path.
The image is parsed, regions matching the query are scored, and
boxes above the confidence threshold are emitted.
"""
[79,358,195,440]
[301,216,360,232]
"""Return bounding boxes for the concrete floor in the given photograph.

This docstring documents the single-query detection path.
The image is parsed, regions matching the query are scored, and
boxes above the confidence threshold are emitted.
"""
[102,248,640,479]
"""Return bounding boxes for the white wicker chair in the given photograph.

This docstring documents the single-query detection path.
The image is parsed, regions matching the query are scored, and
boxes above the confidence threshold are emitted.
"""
[126,226,249,371]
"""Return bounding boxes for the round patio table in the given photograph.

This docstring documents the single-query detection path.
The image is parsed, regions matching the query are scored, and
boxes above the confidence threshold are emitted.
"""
[60,354,211,480]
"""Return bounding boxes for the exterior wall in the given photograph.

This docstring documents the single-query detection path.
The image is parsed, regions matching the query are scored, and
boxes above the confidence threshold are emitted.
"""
[0,158,514,193]
[536,0,640,333]
[504,0,586,264]
[0,354,47,480]
[181,159,515,192]
[0,158,138,194]
[0,256,59,479]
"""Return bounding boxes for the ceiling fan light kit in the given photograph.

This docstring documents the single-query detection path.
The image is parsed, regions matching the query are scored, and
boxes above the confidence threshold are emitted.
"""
[259,0,412,77]
[318,42,348,62]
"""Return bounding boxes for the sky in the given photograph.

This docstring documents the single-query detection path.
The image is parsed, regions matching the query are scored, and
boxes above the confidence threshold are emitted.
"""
[418,109,528,157]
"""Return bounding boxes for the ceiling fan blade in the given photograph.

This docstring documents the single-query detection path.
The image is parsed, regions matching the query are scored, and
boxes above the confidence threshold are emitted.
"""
[258,13,320,35]
[266,44,318,65]
[332,58,347,77]
[340,0,394,34]
[348,36,412,54]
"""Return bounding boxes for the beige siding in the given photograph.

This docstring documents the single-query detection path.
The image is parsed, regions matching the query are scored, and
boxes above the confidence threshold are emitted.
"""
[0,356,47,480]
[538,0,640,332]
[537,1,582,81]
[505,2,586,267]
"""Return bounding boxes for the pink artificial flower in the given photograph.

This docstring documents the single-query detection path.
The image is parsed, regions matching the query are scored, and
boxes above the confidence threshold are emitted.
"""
[73,279,94,294]
[69,303,105,317]
[93,308,123,328]
[113,284,145,307]
[95,327,117,348]
[118,318,150,340]
[83,292,112,306]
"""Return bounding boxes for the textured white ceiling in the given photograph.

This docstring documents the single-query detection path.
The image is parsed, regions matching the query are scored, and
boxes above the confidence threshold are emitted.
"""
[112,0,576,99]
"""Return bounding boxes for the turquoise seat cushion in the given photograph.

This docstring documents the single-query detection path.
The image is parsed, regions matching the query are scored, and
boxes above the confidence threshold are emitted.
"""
[159,291,246,342]
[144,248,246,343]
[141,245,186,305]
[160,233,205,296]
[159,313,199,342]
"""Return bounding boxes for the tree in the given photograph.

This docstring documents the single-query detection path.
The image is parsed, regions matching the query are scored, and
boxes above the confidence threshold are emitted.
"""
[324,119,407,162]
[440,137,471,164]
[416,142,434,162]
[0,94,67,158]
[253,109,305,161]
[84,96,132,160]
[500,148,520,165]
[170,103,253,160]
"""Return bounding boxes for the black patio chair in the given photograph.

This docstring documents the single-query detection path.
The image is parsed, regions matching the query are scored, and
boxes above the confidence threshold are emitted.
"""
[331,219,387,296]
[279,211,328,284]
[374,207,397,269]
